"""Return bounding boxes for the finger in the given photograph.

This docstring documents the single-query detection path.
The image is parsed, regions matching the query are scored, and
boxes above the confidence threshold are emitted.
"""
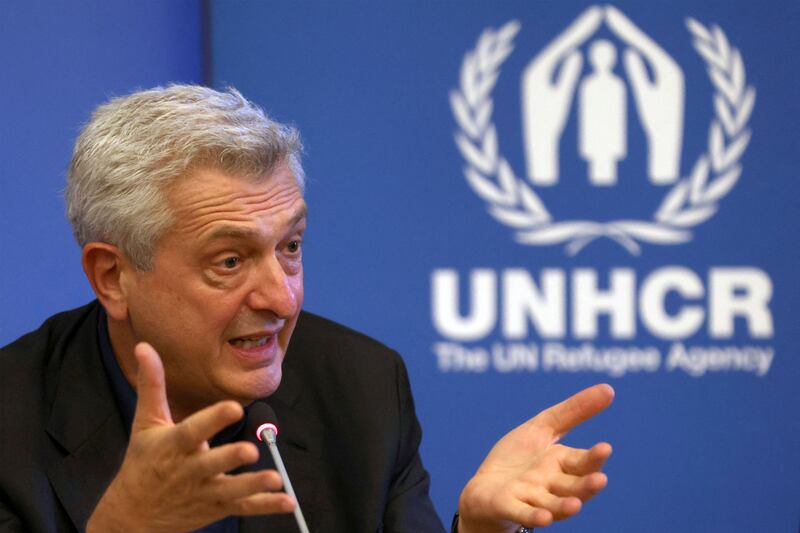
[549,472,608,500]
[531,6,601,70]
[191,442,260,478]
[624,50,652,96]
[530,384,614,438]
[210,470,284,501]
[562,442,613,475]
[132,342,173,431]
[605,6,660,54]
[233,492,296,516]
[555,6,603,52]
[173,401,244,452]
[493,498,554,529]
[519,487,582,521]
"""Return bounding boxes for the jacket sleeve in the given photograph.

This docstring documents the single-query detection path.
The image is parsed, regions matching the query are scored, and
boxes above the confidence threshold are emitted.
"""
[382,354,447,533]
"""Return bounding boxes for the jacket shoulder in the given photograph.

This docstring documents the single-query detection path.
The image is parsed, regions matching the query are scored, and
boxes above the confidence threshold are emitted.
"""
[289,310,405,374]
[285,311,411,412]
[293,310,398,352]
[0,302,105,531]
[0,301,100,371]
[0,301,101,377]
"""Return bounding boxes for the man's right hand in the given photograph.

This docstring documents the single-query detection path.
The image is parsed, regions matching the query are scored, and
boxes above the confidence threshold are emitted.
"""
[86,342,295,532]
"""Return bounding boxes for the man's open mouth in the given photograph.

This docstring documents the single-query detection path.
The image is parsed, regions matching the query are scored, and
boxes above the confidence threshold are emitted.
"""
[229,336,270,349]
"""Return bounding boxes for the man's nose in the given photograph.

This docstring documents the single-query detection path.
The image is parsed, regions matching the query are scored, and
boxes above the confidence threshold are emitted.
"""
[245,256,299,318]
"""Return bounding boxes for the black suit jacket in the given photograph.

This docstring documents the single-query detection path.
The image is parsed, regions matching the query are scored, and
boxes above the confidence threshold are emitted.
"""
[0,302,445,533]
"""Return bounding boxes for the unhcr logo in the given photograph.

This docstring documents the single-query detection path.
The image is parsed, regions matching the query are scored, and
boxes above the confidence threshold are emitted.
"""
[450,6,755,255]
[430,267,774,377]
[435,7,773,378]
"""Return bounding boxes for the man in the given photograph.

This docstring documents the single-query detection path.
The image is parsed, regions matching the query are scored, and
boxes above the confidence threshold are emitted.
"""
[0,85,613,532]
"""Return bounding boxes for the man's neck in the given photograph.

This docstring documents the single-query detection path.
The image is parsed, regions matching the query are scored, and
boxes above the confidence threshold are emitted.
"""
[105,316,202,423]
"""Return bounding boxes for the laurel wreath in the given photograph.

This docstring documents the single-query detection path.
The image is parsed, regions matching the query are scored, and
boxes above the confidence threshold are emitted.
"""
[451,18,755,255]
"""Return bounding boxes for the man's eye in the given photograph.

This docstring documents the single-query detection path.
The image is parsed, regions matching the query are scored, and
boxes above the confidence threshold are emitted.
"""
[222,256,241,269]
[286,240,302,254]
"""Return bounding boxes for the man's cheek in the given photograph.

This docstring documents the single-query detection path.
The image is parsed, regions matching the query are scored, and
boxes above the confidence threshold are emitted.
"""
[292,275,304,308]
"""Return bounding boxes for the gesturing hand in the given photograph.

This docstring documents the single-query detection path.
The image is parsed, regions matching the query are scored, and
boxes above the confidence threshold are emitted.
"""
[457,384,615,533]
[86,342,295,532]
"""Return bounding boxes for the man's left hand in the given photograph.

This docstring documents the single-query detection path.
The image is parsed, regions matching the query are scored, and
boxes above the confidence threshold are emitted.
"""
[457,384,614,533]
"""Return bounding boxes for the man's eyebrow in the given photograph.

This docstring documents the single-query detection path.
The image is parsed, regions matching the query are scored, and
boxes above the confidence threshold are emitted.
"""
[290,204,308,226]
[203,205,308,243]
[203,226,261,242]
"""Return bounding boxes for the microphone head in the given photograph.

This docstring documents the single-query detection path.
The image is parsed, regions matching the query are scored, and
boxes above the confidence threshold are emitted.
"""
[247,401,280,442]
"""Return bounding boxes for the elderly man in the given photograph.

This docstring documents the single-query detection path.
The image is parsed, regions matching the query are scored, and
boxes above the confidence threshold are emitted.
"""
[0,85,613,532]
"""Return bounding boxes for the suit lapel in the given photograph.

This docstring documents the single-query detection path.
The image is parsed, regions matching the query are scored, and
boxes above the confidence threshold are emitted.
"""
[273,366,322,527]
[240,366,323,532]
[43,305,127,531]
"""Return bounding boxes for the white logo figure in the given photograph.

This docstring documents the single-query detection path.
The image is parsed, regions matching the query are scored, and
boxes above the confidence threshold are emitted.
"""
[579,40,627,185]
[450,6,755,255]
[522,6,685,186]
[521,8,601,185]
[607,6,684,184]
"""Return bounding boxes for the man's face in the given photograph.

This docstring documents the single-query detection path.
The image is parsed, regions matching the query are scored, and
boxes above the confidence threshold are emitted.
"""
[123,163,306,413]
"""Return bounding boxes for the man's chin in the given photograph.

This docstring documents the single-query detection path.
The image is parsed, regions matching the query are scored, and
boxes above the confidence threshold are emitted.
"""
[223,368,283,402]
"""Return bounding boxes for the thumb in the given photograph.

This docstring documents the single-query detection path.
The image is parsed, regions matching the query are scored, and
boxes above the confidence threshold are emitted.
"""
[530,383,614,439]
[131,342,173,432]
[624,49,652,97]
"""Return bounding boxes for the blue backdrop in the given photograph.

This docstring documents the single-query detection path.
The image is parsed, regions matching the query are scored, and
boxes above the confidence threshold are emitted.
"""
[2,2,799,532]
[0,0,204,342]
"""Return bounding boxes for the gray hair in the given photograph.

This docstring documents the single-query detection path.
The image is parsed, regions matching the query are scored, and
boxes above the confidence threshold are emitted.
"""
[66,84,304,270]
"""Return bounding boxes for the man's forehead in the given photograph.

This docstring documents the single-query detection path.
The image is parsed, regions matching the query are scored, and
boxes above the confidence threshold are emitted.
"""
[164,166,307,239]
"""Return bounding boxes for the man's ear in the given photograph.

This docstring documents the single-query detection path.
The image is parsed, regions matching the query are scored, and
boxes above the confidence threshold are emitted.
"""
[82,243,134,321]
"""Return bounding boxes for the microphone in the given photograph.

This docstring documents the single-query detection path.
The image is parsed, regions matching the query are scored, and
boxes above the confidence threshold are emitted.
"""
[248,402,311,533]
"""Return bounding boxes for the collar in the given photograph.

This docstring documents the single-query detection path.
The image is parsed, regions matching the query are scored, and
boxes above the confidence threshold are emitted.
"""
[97,307,136,435]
